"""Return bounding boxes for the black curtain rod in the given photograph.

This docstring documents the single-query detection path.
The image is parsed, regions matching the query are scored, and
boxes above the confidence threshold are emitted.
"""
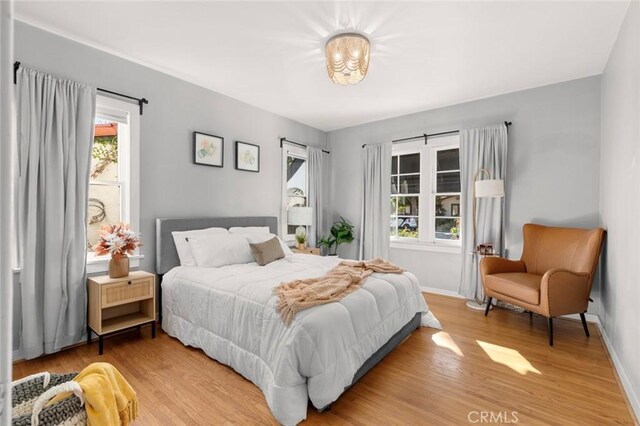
[362,121,512,148]
[96,88,149,115]
[13,61,149,115]
[280,137,330,154]
[393,133,429,143]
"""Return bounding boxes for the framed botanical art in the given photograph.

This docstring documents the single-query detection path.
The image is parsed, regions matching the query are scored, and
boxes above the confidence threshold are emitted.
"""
[193,132,224,167]
[235,141,260,172]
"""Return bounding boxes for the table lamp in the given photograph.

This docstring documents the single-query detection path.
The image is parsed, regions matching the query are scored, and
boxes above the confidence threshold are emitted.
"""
[288,207,313,248]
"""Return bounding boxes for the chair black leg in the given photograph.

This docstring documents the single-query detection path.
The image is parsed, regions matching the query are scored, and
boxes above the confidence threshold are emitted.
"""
[580,312,590,337]
[547,317,554,346]
[484,297,493,316]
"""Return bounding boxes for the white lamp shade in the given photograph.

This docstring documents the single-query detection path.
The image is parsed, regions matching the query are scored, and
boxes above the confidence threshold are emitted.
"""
[288,207,313,226]
[475,179,505,198]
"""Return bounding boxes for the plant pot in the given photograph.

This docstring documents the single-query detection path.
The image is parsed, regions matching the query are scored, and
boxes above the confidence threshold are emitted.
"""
[296,242,306,251]
[108,255,129,278]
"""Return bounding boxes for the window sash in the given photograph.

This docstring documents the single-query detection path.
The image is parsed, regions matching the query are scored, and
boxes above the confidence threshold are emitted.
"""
[428,143,461,244]
[90,116,129,228]
[391,150,422,241]
[391,136,461,246]
[281,143,308,242]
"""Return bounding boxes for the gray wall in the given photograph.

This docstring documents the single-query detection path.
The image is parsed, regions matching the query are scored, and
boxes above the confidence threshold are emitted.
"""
[14,21,327,272]
[328,76,602,303]
[12,20,610,362]
[600,2,640,416]
[13,22,326,352]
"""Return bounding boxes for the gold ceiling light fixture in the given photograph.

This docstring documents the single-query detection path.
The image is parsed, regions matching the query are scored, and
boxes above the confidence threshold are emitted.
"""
[325,33,370,85]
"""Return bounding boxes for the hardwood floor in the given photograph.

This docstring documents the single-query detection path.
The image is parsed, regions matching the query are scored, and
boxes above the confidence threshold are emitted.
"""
[14,293,636,425]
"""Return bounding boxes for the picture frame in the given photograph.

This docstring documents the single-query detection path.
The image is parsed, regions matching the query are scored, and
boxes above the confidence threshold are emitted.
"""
[235,141,260,172]
[193,132,224,167]
[451,203,460,216]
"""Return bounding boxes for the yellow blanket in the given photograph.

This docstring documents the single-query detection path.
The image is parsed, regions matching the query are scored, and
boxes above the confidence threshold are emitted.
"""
[274,257,404,325]
[49,362,138,426]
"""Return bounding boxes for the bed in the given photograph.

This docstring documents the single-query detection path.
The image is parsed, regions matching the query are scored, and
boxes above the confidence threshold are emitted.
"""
[156,216,440,425]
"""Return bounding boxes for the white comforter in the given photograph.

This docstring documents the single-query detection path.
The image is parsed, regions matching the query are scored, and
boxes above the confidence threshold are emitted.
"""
[161,254,440,425]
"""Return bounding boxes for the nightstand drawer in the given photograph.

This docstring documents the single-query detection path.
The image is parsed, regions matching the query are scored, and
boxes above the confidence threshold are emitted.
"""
[101,277,153,308]
[292,247,320,255]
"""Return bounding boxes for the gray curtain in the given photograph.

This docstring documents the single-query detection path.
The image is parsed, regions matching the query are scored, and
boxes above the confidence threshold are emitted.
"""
[459,124,508,301]
[307,146,328,247]
[1,1,16,417]
[17,67,96,359]
[359,142,392,260]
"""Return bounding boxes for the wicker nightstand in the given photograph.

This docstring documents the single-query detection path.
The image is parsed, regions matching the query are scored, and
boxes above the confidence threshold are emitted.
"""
[292,247,320,255]
[87,270,156,355]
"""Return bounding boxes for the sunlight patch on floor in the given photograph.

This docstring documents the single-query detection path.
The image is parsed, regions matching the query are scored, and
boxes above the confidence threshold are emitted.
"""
[477,341,541,375]
[432,331,464,357]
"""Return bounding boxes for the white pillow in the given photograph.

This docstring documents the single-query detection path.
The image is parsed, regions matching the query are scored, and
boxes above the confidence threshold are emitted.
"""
[228,226,271,235]
[243,233,294,257]
[188,233,254,267]
[172,227,228,266]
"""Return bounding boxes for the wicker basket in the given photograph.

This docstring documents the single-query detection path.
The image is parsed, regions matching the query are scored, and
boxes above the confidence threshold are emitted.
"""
[12,372,87,426]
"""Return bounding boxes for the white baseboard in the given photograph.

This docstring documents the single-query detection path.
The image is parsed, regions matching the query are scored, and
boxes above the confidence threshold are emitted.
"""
[561,310,640,421]
[420,286,464,299]
[560,312,599,323]
[418,289,605,320]
[593,317,640,423]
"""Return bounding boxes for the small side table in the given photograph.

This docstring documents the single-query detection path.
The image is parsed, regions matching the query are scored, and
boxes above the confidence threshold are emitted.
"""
[292,247,320,255]
[87,270,156,355]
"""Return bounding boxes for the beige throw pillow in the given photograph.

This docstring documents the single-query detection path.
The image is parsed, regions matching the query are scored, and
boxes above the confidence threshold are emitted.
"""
[250,237,285,266]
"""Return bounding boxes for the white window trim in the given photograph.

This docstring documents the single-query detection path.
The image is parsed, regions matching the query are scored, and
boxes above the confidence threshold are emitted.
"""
[87,254,144,274]
[281,142,308,243]
[88,95,141,274]
[390,240,461,254]
[390,135,461,254]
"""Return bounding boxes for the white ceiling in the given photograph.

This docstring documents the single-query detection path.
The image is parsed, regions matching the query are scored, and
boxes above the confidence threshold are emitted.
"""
[15,1,629,131]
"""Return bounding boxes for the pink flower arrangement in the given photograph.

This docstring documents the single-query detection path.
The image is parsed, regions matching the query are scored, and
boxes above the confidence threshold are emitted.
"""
[93,223,142,260]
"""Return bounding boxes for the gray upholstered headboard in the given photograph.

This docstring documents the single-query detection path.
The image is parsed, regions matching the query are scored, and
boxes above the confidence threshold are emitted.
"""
[155,216,278,275]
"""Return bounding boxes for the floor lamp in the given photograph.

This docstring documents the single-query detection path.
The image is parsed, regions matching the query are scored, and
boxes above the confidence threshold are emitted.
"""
[466,169,505,311]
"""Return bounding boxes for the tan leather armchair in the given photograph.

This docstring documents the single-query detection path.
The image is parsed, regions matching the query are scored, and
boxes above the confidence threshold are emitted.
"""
[480,223,605,346]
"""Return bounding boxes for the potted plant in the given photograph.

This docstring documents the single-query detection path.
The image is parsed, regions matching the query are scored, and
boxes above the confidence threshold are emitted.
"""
[295,232,307,250]
[318,236,336,256]
[319,217,355,256]
[93,223,142,278]
[331,217,354,255]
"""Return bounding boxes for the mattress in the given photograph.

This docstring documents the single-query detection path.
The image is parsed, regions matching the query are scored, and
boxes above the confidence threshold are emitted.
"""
[161,254,440,425]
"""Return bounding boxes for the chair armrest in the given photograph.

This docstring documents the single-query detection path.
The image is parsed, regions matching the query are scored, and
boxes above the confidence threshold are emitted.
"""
[479,257,526,276]
[540,268,592,317]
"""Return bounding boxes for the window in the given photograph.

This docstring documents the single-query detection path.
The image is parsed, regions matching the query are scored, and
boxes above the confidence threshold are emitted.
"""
[433,147,461,241]
[87,119,123,248]
[87,95,140,271]
[390,135,461,249]
[282,143,308,241]
[390,153,420,238]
